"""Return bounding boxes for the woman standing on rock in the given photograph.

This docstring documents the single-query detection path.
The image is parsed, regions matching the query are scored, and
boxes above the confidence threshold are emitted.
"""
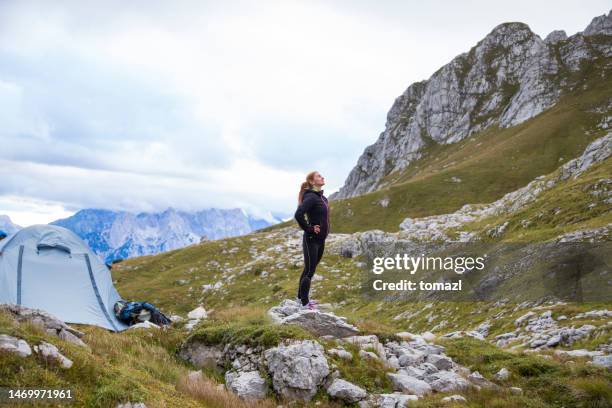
[295,171,330,310]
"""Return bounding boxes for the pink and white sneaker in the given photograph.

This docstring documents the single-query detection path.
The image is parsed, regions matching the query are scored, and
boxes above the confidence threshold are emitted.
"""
[303,301,317,310]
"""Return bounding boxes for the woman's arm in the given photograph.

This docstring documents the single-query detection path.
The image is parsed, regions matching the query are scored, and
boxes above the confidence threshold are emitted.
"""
[294,195,316,233]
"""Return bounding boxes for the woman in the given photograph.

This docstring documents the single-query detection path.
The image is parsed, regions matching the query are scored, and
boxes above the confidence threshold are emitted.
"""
[294,171,330,309]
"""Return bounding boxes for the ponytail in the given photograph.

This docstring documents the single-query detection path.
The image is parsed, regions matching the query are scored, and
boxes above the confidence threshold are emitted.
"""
[298,171,317,204]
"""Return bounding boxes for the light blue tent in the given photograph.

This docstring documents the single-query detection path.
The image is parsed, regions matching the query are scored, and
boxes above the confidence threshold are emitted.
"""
[0,225,128,331]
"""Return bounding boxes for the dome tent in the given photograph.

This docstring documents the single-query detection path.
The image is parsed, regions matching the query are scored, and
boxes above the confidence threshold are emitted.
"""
[0,225,128,331]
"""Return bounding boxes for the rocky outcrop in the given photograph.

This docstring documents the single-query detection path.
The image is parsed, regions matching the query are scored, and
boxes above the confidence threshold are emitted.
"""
[333,12,612,199]
[0,334,32,357]
[0,304,87,347]
[494,310,599,349]
[34,341,73,369]
[268,299,359,338]
[326,378,367,403]
[264,340,330,402]
[583,10,612,36]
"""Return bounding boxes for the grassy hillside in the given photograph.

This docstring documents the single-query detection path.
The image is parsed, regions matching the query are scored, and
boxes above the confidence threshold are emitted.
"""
[328,60,611,233]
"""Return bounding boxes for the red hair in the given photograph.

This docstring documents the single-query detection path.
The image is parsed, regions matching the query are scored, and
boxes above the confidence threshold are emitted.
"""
[298,171,317,204]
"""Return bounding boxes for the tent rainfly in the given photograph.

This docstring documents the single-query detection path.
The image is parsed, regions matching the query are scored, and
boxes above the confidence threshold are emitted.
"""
[0,225,128,331]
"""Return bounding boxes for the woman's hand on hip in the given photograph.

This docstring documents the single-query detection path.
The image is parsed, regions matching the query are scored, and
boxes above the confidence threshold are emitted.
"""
[313,225,321,234]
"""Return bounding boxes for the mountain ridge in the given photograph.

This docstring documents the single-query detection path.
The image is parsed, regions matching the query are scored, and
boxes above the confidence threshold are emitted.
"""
[332,10,612,199]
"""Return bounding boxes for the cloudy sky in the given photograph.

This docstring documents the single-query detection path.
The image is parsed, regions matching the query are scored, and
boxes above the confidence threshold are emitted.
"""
[0,0,609,226]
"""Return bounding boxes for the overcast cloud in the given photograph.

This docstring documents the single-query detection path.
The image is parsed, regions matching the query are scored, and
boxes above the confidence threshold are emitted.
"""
[0,0,609,226]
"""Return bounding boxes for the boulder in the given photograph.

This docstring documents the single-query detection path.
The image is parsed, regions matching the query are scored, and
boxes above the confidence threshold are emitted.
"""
[592,355,612,368]
[34,341,73,369]
[116,403,148,408]
[326,378,367,403]
[387,373,432,396]
[268,300,359,338]
[179,342,224,368]
[425,354,453,370]
[224,370,268,400]
[426,370,470,392]
[187,306,208,320]
[264,340,330,402]
[494,367,510,381]
[0,334,32,357]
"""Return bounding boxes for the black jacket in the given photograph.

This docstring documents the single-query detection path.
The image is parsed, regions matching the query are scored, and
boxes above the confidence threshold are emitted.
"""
[294,189,330,240]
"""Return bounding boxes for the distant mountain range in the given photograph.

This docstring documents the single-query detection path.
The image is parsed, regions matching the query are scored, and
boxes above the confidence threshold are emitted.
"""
[0,208,283,263]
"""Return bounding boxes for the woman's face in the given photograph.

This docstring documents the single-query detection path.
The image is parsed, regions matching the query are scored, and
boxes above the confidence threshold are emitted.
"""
[313,172,325,187]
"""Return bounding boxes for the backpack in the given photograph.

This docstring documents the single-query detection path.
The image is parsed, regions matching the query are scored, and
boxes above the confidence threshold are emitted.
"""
[114,301,171,326]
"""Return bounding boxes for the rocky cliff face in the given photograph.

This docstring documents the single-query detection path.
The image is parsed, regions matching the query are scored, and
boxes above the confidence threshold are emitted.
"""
[332,11,612,199]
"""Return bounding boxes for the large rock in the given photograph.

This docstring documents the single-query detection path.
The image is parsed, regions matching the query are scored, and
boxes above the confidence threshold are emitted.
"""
[224,370,268,400]
[0,334,32,357]
[426,370,470,392]
[387,373,432,396]
[179,342,224,368]
[359,393,418,408]
[264,340,330,402]
[592,355,612,369]
[34,341,73,369]
[268,299,359,338]
[0,304,86,347]
[326,378,367,403]
[187,306,207,320]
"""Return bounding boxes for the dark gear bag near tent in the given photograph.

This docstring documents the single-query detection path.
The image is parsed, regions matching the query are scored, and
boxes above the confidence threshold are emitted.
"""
[0,225,129,332]
[114,300,171,326]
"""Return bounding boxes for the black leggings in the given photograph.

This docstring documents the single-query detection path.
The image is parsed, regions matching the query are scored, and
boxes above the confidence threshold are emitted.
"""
[298,235,325,305]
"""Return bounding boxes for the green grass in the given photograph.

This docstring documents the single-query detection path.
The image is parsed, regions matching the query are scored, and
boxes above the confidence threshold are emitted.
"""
[0,310,202,407]
[438,337,612,408]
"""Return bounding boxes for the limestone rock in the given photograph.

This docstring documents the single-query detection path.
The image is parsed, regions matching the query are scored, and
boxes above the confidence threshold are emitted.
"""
[592,355,612,368]
[583,10,612,36]
[0,304,86,347]
[264,340,330,402]
[426,370,470,392]
[544,30,567,44]
[187,306,207,320]
[326,378,367,403]
[224,370,268,400]
[0,334,32,357]
[268,299,359,338]
[34,341,73,369]
[494,367,510,381]
[387,373,432,396]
